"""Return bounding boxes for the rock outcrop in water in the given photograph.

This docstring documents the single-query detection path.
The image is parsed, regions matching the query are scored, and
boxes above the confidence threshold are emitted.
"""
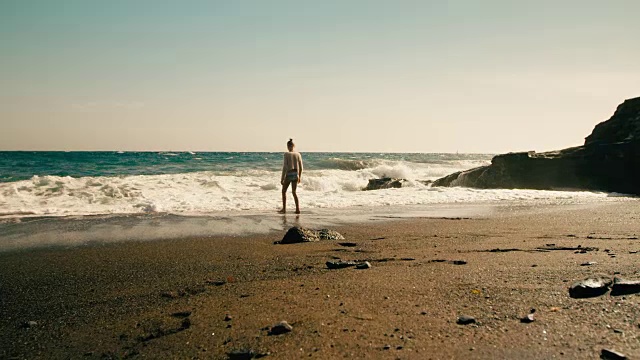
[363,177,406,191]
[433,97,640,195]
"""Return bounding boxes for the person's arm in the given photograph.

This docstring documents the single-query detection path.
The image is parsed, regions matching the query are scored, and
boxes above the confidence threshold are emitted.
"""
[297,153,303,183]
[281,154,287,184]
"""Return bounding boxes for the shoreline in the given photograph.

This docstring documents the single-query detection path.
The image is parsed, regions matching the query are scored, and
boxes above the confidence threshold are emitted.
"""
[0,199,635,253]
[1,201,639,359]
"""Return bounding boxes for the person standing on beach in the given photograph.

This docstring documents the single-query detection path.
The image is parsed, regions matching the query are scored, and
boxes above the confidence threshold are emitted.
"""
[280,138,303,214]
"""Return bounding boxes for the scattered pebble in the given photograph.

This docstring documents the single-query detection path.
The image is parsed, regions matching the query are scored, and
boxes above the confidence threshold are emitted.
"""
[171,311,192,318]
[338,242,357,247]
[610,277,640,296]
[601,348,627,360]
[383,345,391,350]
[356,261,372,269]
[269,321,293,335]
[21,321,37,328]
[227,348,259,359]
[456,315,476,325]
[224,314,233,321]
[206,280,226,286]
[569,277,612,298]
[520,314,535,323]
[580,261,597,266]
[326,261,357,269]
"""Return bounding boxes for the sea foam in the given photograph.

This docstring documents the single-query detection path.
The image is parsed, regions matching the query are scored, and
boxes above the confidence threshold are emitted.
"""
[0,160,628,219]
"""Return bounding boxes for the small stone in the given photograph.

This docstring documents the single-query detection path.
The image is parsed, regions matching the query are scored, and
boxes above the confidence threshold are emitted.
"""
[326,261,357,269]
[520,314,535,323]
[452,260,467,265]
[356,261,372,269]
[601,348,627,360]
[227,348,255,360]
[569,277,612,298]
[171,311,192,318]
[269,321,293,335]
[224,314,233,321]
[161,291,179,299]
[338,242,357,247]
[457,315,476,325]
[610,277,640,296]
[383,345,391,350]
[206,280,226,286]
[420,311,427,315]
[21,321,37,328]
[580,261,597,266]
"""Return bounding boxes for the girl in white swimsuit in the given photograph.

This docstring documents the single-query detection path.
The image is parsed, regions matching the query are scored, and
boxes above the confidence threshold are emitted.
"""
[280,138,303,214]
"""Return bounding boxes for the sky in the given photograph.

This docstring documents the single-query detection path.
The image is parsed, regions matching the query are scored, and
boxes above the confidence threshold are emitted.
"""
[1,0,639,153]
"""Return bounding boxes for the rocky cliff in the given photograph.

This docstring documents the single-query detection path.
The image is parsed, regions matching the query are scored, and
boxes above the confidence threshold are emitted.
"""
[432,97,640,195]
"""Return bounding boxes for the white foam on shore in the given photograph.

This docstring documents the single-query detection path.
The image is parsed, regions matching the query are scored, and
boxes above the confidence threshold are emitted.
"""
[0,161,632,219]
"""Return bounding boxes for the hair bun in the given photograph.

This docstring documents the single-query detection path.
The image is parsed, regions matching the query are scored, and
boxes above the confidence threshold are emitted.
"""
[289,138,293,142]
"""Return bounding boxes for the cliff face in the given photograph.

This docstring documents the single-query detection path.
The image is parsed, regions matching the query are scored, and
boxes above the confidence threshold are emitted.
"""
[433,97,640,195]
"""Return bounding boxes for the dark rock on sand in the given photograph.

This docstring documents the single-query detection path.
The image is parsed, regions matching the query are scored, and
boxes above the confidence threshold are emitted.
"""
[433,97,640,195]
[338,242,358,247]
[326,260,358,269]
[363,177,406,191]
[520,314,535,323]
[224,314,233,321]
[569,277,612,298]
[269,321,293,335]
[456,315,476,325]
[279,227,320,243]
[228,349,268,359]
[20,320,38,328]
[610,277,640,296]
[171,311,192,318]
[356,261,372,269]
[277,227,345,244]
[601,348,627,360]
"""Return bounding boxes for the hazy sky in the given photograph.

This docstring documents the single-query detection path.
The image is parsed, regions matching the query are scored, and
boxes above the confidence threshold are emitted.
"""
[1,0,639,152]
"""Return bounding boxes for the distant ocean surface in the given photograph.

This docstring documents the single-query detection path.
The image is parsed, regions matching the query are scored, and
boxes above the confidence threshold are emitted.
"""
[0,151,626,218]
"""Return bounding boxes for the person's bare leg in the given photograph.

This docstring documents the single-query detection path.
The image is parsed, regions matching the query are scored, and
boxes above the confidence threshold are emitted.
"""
[279,181,290,213]
[291,181,300,214]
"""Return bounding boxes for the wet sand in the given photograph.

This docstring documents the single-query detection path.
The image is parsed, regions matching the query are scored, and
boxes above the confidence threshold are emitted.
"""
[1,201,639,359]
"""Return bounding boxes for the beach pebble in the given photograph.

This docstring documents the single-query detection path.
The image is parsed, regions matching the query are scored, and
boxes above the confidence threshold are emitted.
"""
[171,311,192,318]
[610,277,640,296]
[383,345,391,350]
[326,260,357,269]
[520,314,535,323]
[580,261,597,266]
[569,277,612,298]
[269,321,293,335]
[452,260,467,265]
[227,348,255,359]
[456,315,476,325]
[21,321,37,328]
[338,242,357,247]
[356,261,372,269]
[224,314,233,321]
[601,348,627,360]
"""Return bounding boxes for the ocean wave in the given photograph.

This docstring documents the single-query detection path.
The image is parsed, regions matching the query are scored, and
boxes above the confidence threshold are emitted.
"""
[316,158,380,170]
[0,170,629,219]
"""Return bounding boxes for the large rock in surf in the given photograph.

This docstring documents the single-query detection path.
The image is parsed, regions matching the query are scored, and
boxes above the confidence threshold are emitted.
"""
[364,177,406,191]
[433,97,640,195]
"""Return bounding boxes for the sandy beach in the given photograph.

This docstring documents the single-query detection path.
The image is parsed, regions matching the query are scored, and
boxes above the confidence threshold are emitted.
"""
[1,201,639,359]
